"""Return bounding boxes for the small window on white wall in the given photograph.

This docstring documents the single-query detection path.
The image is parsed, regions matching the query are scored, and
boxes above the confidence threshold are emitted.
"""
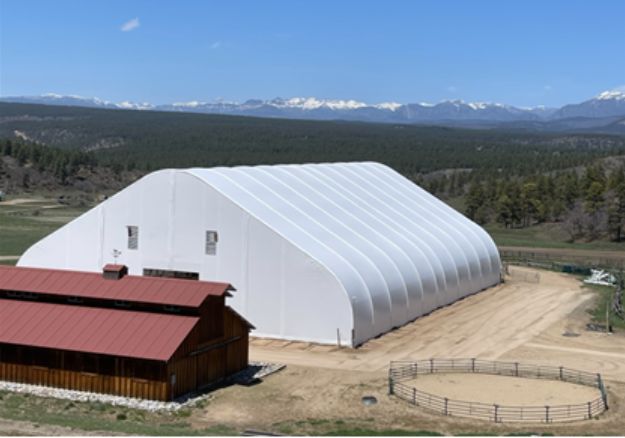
[127,226,138,250]
[205,230,218,255]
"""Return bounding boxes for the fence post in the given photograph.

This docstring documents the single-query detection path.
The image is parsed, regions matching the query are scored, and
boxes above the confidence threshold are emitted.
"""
[597,374,608,410]
[444,397,448,416]
[471,358,475,373]
[412,387,416,405]
[430,358,434,373]
[514,362,519,377]
[494,404,499,423]
[559,366,563,380]
[587,401,592,419]
[545,406,550,423]
[388,369,394,395]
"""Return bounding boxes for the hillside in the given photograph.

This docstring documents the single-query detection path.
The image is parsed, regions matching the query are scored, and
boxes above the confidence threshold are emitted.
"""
[2,102,625,180]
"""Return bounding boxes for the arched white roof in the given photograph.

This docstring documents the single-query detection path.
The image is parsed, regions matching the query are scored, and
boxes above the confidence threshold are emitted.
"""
[186,162,501,343]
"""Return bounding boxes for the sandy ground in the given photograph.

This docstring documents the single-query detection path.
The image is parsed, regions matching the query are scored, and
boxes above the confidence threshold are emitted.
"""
[0,198,47,206]
[405,373,601,406]
[191,365,625,435]
[190,265,625,434]
[250,266,625,380]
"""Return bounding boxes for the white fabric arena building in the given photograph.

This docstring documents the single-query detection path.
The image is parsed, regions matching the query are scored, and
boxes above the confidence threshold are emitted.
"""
[18,162,501,346]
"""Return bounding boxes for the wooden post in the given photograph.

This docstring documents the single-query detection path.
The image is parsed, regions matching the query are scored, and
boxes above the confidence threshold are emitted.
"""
[559,366,563,380]
[444,397,448,416]
[587,401,592,419]
[545,405,550,423]
[412,387,416,405]
[514,362,519,377]
[471,358,475,373]
[388,369,394,395]
[430,358,434,373]
[494,404,499,423]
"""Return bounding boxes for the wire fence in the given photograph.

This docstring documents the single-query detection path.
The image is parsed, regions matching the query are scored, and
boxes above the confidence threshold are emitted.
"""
[389,359,608,423]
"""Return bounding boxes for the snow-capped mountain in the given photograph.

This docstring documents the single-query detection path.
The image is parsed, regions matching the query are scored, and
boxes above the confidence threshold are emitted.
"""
[0,93,156,111]
[552,89,625,119]
[157,97,545,122]
[2,89,625,125]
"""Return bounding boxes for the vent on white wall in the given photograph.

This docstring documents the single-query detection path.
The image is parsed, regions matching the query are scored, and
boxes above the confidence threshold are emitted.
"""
[205,230,218,255]
[127,226,138,250]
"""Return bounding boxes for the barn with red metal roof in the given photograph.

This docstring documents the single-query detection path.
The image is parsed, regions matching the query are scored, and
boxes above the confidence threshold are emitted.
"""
[0,264,252,401]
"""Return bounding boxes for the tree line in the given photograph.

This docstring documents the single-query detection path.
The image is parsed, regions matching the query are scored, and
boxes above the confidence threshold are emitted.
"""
[425,164,625,242]
[1,139,98,184]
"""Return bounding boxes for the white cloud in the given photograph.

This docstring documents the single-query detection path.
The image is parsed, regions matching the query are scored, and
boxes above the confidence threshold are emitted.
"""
[121,18,140,32]
[210,41,221,50]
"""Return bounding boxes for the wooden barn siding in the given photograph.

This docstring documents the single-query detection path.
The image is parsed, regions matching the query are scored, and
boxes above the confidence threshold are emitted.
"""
[167,307,250,399]
[0,357,168,401]
[0,306,250,402]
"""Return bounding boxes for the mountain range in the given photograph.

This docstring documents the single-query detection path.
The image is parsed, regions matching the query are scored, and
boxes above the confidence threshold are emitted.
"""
[2,90,625,132]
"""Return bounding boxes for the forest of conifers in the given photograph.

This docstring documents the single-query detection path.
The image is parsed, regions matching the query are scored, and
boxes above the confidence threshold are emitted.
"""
[1,101,625,242]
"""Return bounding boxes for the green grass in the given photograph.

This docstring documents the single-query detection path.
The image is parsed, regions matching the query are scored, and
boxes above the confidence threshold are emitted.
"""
[584,284,625,330]
[486,222,625,252]
[273,418,444,436]
[0,199,89,256]
[0,391,236,435]
[323,428,443,436]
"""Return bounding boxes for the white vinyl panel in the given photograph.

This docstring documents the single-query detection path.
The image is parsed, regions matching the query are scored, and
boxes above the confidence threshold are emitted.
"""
[302,165,443,314]
[363,162,500,286]
[333,164,470,301]
[349,163,482,293]
[253,165,410,327]
[313,164,459,307]
[218,167,393,337]
[275,165,425,320]
[189,168,377,343]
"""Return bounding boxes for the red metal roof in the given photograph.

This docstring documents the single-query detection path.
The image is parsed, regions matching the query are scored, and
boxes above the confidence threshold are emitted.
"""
[0,298,197,361]
[0,265,231,307]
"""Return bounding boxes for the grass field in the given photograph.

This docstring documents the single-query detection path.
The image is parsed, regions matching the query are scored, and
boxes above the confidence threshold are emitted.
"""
[584,283,625,330]
[0,390,233,436]
[0,196,90,261]
[486,223,625,252]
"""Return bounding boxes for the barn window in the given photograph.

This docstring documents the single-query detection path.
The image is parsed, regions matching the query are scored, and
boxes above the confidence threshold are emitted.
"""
[143,268,199,280]
[205,230,218,255]
[127,225,138,250]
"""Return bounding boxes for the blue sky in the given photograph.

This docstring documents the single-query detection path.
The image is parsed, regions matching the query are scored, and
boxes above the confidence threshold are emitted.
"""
[1,0,623,107]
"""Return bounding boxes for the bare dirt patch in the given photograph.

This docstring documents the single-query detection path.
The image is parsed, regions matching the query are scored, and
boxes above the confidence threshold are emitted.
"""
[250,266,603,374]
[406,373,600,406]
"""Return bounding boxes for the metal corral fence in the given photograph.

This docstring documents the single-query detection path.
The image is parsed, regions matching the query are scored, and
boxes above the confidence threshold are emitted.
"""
[389,359,608,423]
[499,247,625,272]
